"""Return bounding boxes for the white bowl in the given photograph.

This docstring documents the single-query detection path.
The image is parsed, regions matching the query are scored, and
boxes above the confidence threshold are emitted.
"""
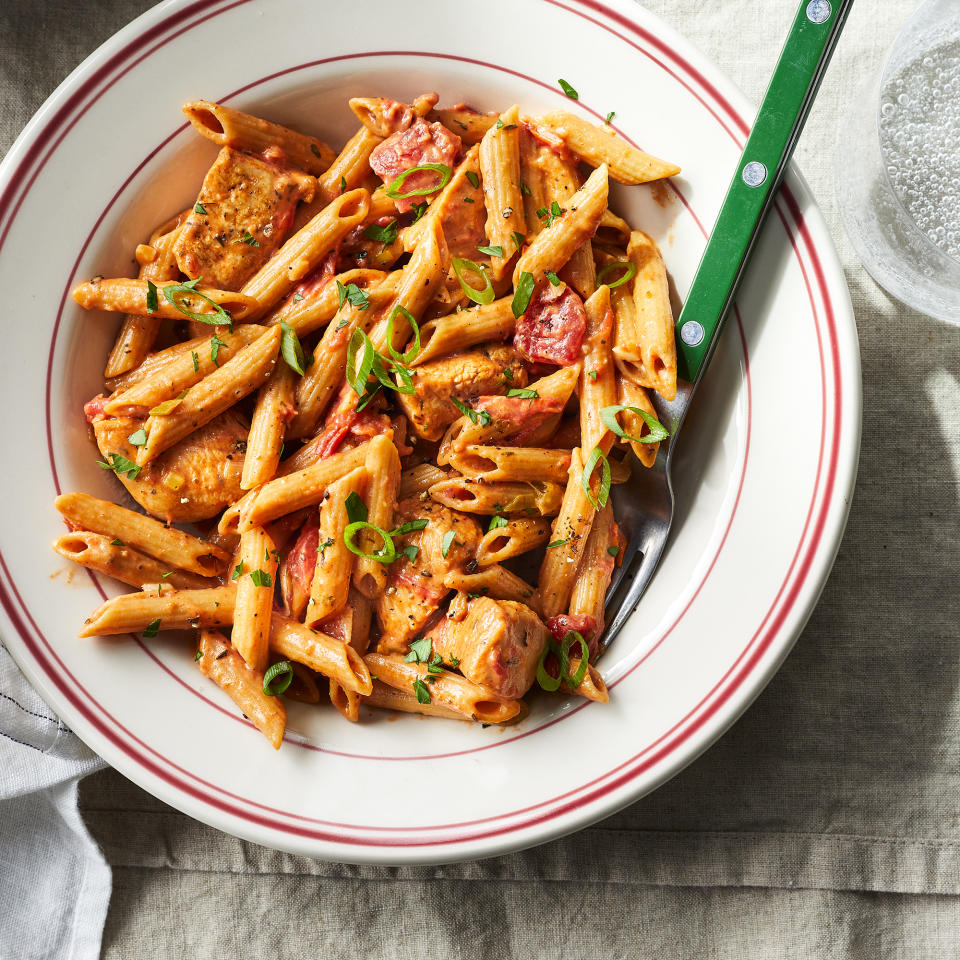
[0,0,860,863]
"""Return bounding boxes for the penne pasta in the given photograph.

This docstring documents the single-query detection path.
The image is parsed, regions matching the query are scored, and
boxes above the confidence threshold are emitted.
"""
[362,679,464,720]
[52,532,216,591]
[474,517,552,567]
[569,501,617,638]
[138,325,281,463]
[537,111,681,184]
[513,164,608,284]
[567,660,610,703]
[269,614,372,695]
[197,629,287,749]
[364,653,523,723]
[579,285,617,453]
[78,585,236,637]
[284,661,322,704]
[412,296,514,366]
[538,448,597,619]
[316,127,383,206]
[241,360,297,489]
[54,492,228,575]
[442,565,540,613]
[479,105,527,279]
[398,462,449,500]
[231,526,279,673]
[427,106,498,145]
[183,99,335,174]
[616,376,661,468]
[240,188,370,317]
[72,277,258,322]
[446,445,572,484]
[352,436,401,599]
[306,467,368,627]
[428,478,564,516]
[329,678,363,722]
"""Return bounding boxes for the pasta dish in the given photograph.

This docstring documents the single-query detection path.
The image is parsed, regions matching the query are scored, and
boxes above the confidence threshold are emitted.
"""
[55,88,680,748]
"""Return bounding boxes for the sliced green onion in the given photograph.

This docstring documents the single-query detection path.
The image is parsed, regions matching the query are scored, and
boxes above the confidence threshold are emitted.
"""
[581,446,611,510]
[536,641,562,692]
[465,170,480,189]
[596,260,637,289]
[385,304,421,363]
[600,404,669,444]
[162,279,232,328]
[343,521,396,563]
[346,328,377,398]
[385,163,452,200]
[452,258,495,306]
[146,280,158,314]
[562,632,590,688]
[263,660,293,696]
[279,321,307,375]
[511,271,535,318]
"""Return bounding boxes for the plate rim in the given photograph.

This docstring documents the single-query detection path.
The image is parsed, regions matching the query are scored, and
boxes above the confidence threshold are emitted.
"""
[0,0,862,863]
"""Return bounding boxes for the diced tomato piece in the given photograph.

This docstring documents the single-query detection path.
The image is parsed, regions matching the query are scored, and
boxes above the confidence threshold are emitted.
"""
[514,281,586,366]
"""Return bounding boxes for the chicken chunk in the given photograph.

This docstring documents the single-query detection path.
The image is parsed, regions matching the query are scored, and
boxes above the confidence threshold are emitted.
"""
[376,498,481,652]
[398,344,528,441]
[428,597,548,699]
[91,410,247,523]
[174,147,315,290]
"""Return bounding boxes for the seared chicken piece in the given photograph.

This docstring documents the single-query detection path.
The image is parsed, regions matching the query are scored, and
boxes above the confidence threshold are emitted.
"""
[428,597,548,699]
[376,497,481,652]
[174,147,315,290]
[91,411,246,523]
[398,344,527,441]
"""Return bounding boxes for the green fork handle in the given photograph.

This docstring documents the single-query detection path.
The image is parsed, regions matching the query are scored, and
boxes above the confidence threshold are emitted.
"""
[675,0,854,384]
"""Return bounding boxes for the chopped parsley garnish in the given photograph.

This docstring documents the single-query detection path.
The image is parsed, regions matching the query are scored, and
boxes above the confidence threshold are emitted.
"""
[210,334,227,366]
[390,518,429,536]
[476,244,504,258]
[488,515,508,531]
[239,230,259,246]
[605,111,616,124]
[558,78,579,100]
[316,538,335,556]
[194,649,202,661]
[441,529,456,558]
[336,280,370,310]
[427,652,443,675]
[547,539,568,549]
[511,230,525,252]
[511,271,535,318]
[339,175,347,193]
[546,270,562,286]
[293,292,304,302]
[450,397,492,426]
[279,321,307,375]
[413,678,432,704]
[406,638,433,663]
[127,427,147,447]
[97,452,141,480]
[191,350,199,372]
[400,544,419,563]
[465,170,480,189]
[607,545,620,557]
[145,280,158,314]
[410,201,428,222]
[362,220,399,245]
[249,569,272,588]
[142,618,161,638]
[506,388,538,400]
[194,201,207,214]
[520,181,531,196]
[110,538,125,546]
[345,491,368,524]
[231,562,245,581]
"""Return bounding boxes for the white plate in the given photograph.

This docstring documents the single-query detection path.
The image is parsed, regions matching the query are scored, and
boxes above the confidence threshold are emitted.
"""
[0,0,860,863]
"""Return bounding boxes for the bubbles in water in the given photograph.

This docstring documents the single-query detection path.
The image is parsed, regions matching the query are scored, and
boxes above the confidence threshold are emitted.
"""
[878,36,960,261]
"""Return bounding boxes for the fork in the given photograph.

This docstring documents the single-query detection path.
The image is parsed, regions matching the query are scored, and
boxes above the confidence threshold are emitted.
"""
[604,0,854,645]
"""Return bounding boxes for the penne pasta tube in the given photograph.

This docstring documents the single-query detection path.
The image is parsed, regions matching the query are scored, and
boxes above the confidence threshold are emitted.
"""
[352,437,401,599]
[316,127,383,205]
[598,208,632,245]
[362,678,464,720]
[537,111,681,184]
[479,105,527,279]
[78,585,237,637]
[269,614,372,695]
[231,526,279,673]
[579,285,617,453]
[240,437,376,531]
[329,678,363,722]
[234,437,380,533]
[428,478,564,516]
[512,164,608,285]
[104,215,188,378]
[442,565,540,613]
[616,377,661,468]
[52,532,217,591]
[105,331,223,393]
[411,297,514,366]
[318,587,372,653]
[104,325,264,416]
[241,361,297,489]
[305,467,367,627]
[240,189,370,317]
[567,660,609,703]
[612,231,677,401]
[475,517,551,567]
[264,268,386,336]
[72,277,259,322]
[398,463,449,500]
[446,445,572,484]
[138,325,281,463]
[197,629,286,749]
[569,501,616,636]
[54,492,228,575]
[183,100,336,175]
[538,448,597,619]
[427,107,499,145]
[364,653,523,723]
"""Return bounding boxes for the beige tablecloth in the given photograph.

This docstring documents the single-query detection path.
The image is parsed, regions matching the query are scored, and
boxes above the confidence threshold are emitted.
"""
[3,0,959,956]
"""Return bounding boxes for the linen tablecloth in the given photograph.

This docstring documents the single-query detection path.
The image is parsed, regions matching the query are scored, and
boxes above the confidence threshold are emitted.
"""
[3,0,960,956]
